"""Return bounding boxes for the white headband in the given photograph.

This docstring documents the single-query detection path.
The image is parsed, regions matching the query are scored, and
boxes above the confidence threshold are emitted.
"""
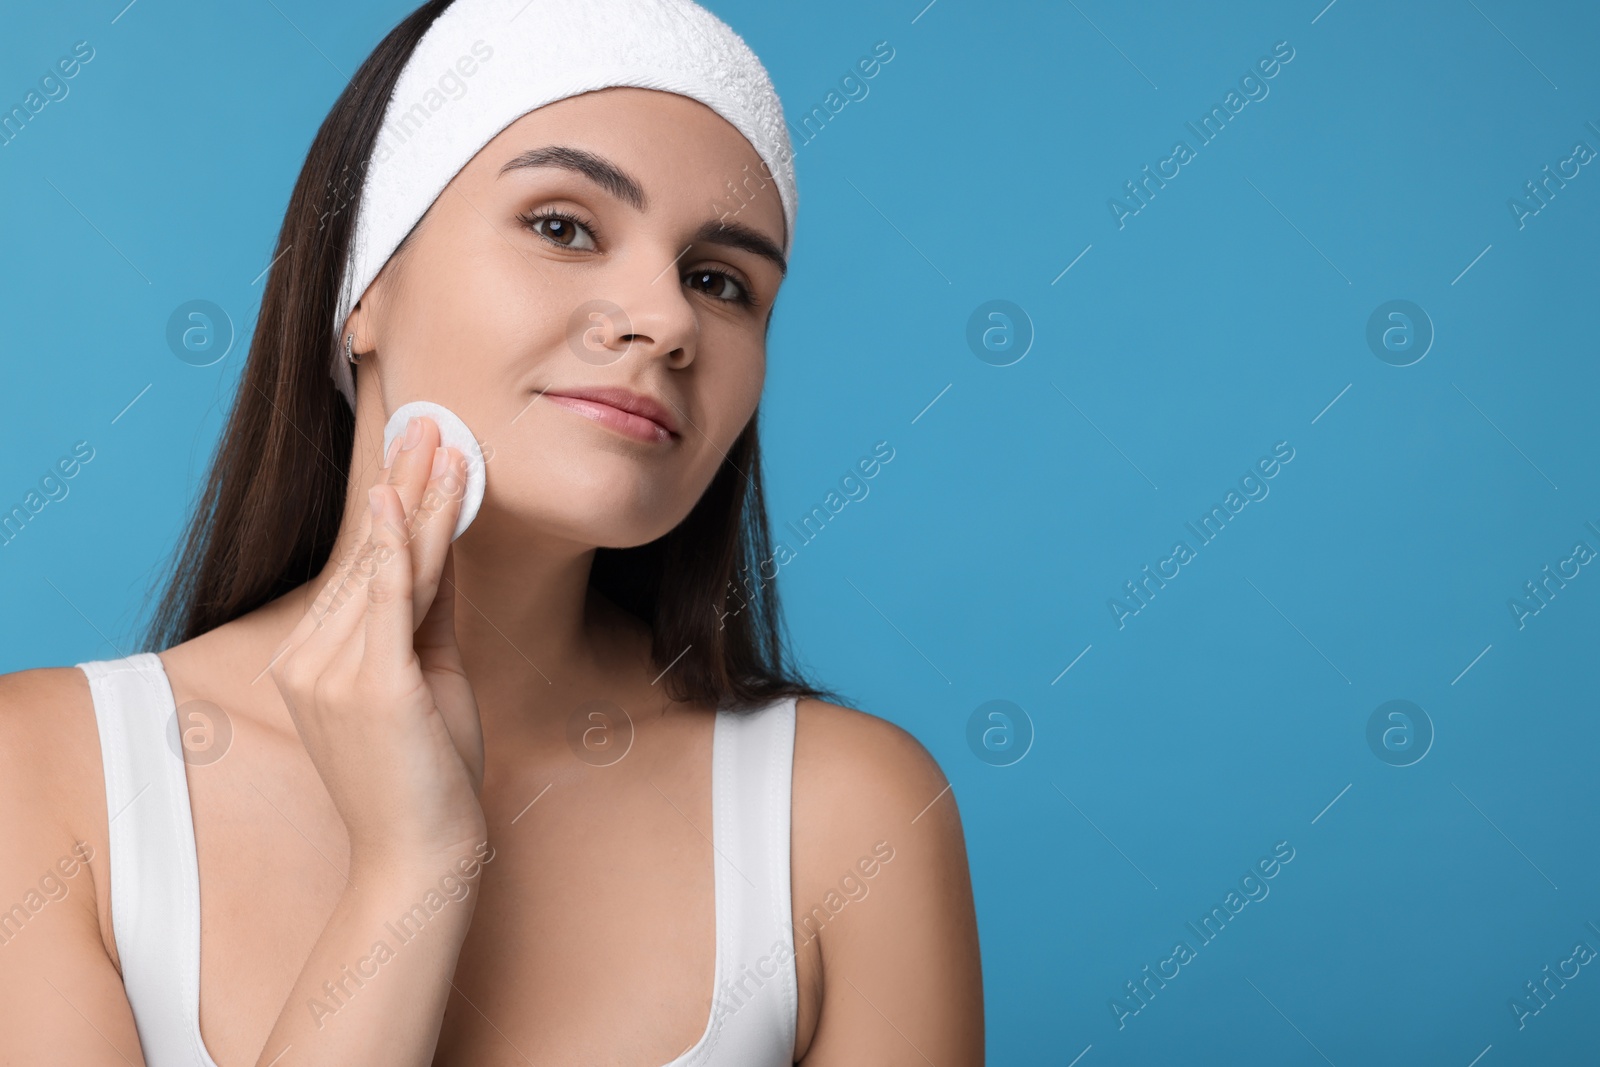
[331,0,798,409]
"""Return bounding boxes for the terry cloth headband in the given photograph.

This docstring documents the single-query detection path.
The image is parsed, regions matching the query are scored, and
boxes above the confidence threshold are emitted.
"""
[329,0,798,410]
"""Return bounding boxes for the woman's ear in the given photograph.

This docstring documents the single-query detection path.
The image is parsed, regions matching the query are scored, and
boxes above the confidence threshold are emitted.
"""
[348,257,400,353]
[343,298,374,358]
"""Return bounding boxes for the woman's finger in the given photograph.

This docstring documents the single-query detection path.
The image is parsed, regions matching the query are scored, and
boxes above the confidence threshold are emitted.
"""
[359,481,419,681]
[269,432,396,668]
[283,487,397,673]
[406,446,467,632]
[278,415,436,654]
[378,415,454,633]
[385,415,443,540]
[415,542,461,664]
[414,547,483,791]
[271,415,449,679]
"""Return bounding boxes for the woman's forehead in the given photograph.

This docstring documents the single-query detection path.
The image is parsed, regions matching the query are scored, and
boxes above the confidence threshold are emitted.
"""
[463,92,785,236]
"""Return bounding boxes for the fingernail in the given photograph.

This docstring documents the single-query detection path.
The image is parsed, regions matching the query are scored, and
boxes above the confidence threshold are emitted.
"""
[368,486,382,518]
[383,436,402,469]
[401,416,423,450]
[430,446,448,479]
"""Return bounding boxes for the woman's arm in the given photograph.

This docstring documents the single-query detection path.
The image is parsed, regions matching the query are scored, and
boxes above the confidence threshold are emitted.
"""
[792,700,985,1066]
[0,667,147,1065]
[250,417,491,1065]
[248,844,488,1063]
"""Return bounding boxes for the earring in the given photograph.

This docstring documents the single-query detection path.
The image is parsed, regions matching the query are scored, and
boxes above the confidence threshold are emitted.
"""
[345,332,361,366]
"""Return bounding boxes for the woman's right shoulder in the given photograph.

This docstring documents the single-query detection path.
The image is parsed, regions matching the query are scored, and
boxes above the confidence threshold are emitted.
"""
[0,662,97,714]
[0,663,104,777]
[0,664,112,884]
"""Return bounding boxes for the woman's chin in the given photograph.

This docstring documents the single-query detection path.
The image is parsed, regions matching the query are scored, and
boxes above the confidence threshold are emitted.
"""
[463,493,687,552]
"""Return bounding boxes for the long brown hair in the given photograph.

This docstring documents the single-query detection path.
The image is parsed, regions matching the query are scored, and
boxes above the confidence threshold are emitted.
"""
[141,0,840,713]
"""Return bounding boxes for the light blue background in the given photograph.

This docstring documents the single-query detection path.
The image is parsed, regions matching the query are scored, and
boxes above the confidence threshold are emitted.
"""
[3,1,1598,1063]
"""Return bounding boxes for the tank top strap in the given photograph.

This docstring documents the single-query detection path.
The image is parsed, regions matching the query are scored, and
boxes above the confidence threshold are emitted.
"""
[76,652,215,1067]
[696,692,800,1064]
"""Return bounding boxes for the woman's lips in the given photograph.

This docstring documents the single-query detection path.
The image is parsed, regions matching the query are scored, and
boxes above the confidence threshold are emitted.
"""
[543,394,676,444]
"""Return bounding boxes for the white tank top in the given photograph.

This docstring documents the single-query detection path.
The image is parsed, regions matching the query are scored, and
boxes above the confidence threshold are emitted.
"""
[76,652,800,1066]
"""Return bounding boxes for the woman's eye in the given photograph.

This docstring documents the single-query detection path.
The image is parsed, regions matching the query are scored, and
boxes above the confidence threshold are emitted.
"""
[685,268,749,305]
[525,212,598,251]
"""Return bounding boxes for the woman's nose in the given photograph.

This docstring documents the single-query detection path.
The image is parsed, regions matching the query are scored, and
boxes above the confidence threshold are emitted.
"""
[576,252,698,368]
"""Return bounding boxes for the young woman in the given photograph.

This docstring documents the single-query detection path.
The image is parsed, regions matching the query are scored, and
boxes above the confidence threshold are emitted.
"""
[0,0,982,1064]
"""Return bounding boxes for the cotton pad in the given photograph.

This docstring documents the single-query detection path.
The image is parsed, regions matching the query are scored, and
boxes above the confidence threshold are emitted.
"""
[381,400,486,541]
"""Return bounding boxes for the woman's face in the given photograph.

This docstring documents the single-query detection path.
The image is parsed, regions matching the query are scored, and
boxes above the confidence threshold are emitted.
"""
[352,87,788,549]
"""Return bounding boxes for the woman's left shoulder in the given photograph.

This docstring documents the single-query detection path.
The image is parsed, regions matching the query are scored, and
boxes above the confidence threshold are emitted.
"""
[789,696,969,884]
[787,697,984,1064]
[790,696,953,822]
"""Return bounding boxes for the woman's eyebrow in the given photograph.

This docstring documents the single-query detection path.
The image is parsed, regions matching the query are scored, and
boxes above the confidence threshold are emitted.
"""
[695,218,787,278]
[499,143,786,277]
[499,144,647,210]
